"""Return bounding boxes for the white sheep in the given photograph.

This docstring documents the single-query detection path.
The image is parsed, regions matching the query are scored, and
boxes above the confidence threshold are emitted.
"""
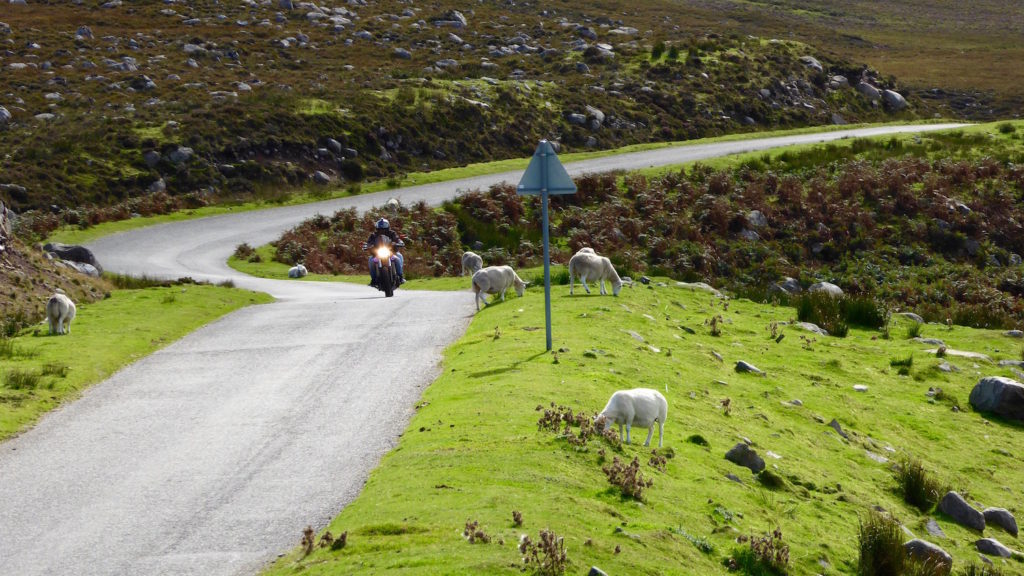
[598,388,668,447]
[471,265,528,311]
[461,251,483,276]
[568,249,623,296]
[288,264,308,278]
[46,292,76,335]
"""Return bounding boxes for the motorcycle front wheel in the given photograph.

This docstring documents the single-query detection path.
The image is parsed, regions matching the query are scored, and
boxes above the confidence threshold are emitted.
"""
[381,266,394,298]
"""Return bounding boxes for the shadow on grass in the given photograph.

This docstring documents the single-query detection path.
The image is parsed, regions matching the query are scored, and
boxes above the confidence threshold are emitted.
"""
[469,350,547,378]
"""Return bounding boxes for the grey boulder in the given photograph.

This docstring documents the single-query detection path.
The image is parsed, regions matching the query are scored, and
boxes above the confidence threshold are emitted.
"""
[883,90,909,111]
[856,82,881,101]
[312,171,331,185]
[799,55,823,73]
[976,538,1013,558]
[168,146,193,164]
[43,243,103,274]
[588,568,609,576]
[735,361,764,375]
[969,376,1024,421]
[983,508,1018,537]
[0,105,11,126]
[904,539,952,574]
[725,443,765,473]
[808,281,843,296]
[938,491,985,531]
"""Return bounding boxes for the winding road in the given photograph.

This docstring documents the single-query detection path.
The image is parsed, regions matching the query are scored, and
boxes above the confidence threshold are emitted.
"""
[0,124,966,576]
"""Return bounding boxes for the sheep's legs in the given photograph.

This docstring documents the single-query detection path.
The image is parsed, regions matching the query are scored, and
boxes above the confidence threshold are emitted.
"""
[581,275,591,294]
[599,280,607,295]
[617,423,625,443]
[625,423,632,444]
[569,272,574,295]
[643,425,653,447]
[658,420,663,448]
[500,288,507,301]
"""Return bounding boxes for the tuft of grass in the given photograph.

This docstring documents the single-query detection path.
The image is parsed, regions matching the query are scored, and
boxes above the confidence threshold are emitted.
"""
[857,511,905,576]
[795,292,848,337]
[997,122,1016,134]
[890,354,914,368]
[40,363,69,378]
[4,369,41,390]
[906,322,923,339]
[0,338,15,359]
[106,273,172,290]
[959,563,1005,576]
[894,457,945,511]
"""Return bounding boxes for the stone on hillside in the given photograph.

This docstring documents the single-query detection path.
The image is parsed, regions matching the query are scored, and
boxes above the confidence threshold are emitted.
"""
[939,492,985,531]
[725,443,765,473]
[747,210,768,228]
[435,59,458,68]
[312,171,331,185]
[976,538,1013,558]
[926,519,947,539]
[898,312,924,323]
[856,82,881,101]
[828,418,849,440]
[279,0,293,9]
[183,43,206,56]
[830,75,849,88]
[773,277,801,295]
[168,146,193,164]
[998,360,1024,367]
[100,0,122,8]
[675,281,723,297]
[914,337,946,346]
[1005,330,1024,338]
[43,243,103,274]
[576,62,590,74]
[904,539,953,574]
[0,106,11,127]
[808,281,843,296]
[567,113,586,125]
[928,348,990,361]
[326,138,342,154]
[577,26,597,40]
[883,90,908,111]
[148,178,165,194]
[969,376,1024,421]
[585,105,605,128]
[143,150,161,167]
[62,261,100,277]
[831,113,847,125]
[799,55,823,73]
[853,384,869,392]
[797,322,828,336]
[983,508,1018,537]
[76,25,93,39]
[393,47,412,59]
[735,361,764,375]
[0,22,11,35]
[129,75,157,91]
[588,568,609,576]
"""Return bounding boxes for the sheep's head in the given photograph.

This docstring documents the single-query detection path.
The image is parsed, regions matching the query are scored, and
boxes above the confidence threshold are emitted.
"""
[594,413,611,431]
[611,278,623,297]
[514,279,528,297]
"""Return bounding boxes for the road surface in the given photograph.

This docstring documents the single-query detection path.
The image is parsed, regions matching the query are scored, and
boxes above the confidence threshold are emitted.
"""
[0,124,966,575]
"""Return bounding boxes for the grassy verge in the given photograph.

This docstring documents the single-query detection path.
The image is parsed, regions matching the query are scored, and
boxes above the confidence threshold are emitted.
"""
[46,121,955,246]
[265,279,1023,575]
[0,285,273,441]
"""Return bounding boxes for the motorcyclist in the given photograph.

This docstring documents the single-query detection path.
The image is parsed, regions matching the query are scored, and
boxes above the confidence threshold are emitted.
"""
[364,217,405,286]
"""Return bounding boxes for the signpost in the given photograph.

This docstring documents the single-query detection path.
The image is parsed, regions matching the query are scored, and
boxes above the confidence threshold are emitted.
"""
[517,140,577,351]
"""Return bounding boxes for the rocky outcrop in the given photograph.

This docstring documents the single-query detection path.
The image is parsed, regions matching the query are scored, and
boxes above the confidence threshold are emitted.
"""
[969,377,1024,421]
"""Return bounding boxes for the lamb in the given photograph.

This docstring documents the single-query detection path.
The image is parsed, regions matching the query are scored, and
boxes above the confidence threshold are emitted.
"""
[288,264,308,278]
[471,265,528,311]
[568,248,623,296]
[598,388,668,448]
[45,292,76,335]
[461,251,483,276]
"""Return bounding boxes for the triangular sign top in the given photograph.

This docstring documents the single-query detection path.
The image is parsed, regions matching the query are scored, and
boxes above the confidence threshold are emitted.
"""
[516,140,577,195]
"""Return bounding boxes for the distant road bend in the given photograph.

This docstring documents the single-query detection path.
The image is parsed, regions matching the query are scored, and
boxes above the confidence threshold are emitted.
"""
[0,124,966,576]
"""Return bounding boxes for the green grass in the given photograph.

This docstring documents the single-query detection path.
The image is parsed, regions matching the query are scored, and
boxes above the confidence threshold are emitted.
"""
[263,278,1024,575]
[0,285,273,440]
[46,121,959,246]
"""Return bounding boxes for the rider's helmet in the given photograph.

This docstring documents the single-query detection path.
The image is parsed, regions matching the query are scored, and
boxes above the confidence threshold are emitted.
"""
[376,218,390,230]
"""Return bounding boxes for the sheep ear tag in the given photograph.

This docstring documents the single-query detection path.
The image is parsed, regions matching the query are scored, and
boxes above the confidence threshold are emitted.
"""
[517,140,577,196]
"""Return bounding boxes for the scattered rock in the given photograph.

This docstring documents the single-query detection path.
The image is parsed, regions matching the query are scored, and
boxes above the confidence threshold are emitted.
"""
[898,312,925,323]
[393,47,412,59]
[925,519,947,539]
[143,150,161,167]
[747,210,768,229]
[1005,330,1024,338]
[928,349,991,361]
[726,473,743,484]
[43,243,103,274]
[735,361,764,375]
[904,539,953,574]
[0,106,11,127]
[856,82,881,101]
[883,90,909,111]
[828,419,849,439]
[808,281,843,296]
[939,491,985,531]
[168,146,193,164]
[796,322,828,336]
[588,567,609,576]
[976,538,1013,558]
[0,22,10,35]
[799,55,823,73]
[914,337,946,346]
[725,443,765,473]
[312,171,331,185]
[983,508,1018,537]
[675,281,723,297]
[997,359,1024,367]
[76,25,93,39]
[853,385,869,392]
[969,376,1024,421]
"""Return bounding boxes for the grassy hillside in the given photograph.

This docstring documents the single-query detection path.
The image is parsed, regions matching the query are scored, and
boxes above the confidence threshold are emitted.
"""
[265,275,1024,575]
[0,0,949,226]
[0,282,273,440]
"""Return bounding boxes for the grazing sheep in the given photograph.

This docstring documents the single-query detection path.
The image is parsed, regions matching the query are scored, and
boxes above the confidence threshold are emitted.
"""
[461,251,484,276]
[471,265,528,311]
[46,292,76,335]
[598,388,668,447]
[568,249,623,296]
[288,264,308,278]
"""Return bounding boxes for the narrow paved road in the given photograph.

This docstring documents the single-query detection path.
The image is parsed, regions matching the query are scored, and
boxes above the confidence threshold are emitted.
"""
[0,124,966,576]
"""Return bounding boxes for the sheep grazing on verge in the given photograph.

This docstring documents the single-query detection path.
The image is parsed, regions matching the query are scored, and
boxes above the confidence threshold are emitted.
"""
[471,265,528,311]
[598,388,668,448]
[461,251,483,276]
[568,248,623,296]
[46,292,77,335]
[288,264,308,278]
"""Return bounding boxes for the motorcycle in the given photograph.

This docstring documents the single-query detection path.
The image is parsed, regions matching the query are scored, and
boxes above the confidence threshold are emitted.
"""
[366,236,404,297]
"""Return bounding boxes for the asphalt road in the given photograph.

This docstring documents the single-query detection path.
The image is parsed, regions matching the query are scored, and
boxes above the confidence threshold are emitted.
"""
[0,124,966,576]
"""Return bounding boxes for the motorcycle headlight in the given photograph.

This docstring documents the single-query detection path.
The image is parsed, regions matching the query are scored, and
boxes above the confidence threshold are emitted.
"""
[375,246,392,260]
